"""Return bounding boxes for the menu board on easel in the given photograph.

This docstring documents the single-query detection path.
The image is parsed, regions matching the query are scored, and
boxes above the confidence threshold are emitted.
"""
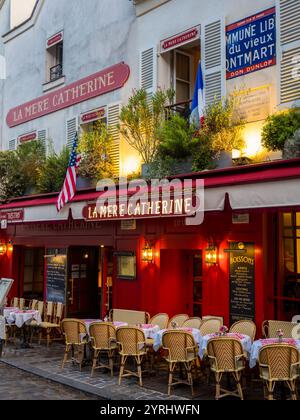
[0,278,14,309]
[45,249,67,304]
[229,242,255,325]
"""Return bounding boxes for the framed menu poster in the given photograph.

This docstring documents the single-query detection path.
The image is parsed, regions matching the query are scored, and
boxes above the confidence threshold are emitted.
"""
[229,242,255,325]
[0,278,14,308]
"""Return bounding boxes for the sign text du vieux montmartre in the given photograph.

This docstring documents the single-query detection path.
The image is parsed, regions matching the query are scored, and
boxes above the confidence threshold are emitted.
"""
[6,63,130,127]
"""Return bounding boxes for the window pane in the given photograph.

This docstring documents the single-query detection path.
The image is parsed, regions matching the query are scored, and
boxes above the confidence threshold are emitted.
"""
[176,81,190,103]
[283,213,292,227]
[284,238,295,273]
[176,53,190,81]
[284,229,293,237]
[297,239,300,274]
[296,213,300,227]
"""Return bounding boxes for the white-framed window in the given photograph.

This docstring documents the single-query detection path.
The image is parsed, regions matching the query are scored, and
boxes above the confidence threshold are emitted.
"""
[46,39,64,83]
[172,50,194,104]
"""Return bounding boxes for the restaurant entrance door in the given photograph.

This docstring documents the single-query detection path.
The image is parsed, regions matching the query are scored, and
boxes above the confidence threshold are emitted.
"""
[67,247,100,319]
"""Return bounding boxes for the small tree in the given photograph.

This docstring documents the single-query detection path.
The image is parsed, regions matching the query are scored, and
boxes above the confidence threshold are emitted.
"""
[0,151,26,201]
[16,140,46,191]
[262,109,300,152]
[119,88,174,165]
[37,145,70,193]
[78,121,114,182]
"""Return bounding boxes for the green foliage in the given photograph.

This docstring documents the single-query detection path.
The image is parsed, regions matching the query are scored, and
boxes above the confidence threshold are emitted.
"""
[191,134,215,172]
[0,151,26,201]
[262,109,300,152]
[78,121,114,182]
[37,146,70,194]
[16,140,46,190]
[119,88,174,165]
[158,114,195,160]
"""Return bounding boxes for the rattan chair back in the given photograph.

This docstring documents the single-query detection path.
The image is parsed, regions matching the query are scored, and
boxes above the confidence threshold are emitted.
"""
[12,297,19,308]
[36,301,44,318]
[207,338,244,372]
[19,298,25,310]
[61,319,87,345]
[259,344,300,380]
[110,309,150,325]
[150,313,169,330]
[230,320,256,342]
[263,320,296,338]
[182,318,202,329]
[200,318,222,336]
[90,322,116,350]
[54,303,64,323]
[162,331,197,362]
[116,327,146,356]
[168,314,189,328]
[30,300,38,310]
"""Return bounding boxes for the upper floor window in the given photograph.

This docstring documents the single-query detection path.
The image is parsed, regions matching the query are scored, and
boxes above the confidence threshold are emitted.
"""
[45,32,64,83]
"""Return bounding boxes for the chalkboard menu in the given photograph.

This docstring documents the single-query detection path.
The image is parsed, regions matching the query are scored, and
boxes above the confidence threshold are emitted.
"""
[229,242,255,325]
[46,249,67,304]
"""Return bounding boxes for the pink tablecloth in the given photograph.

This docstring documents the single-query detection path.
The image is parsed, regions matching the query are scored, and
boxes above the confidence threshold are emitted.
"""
[250,339,300,369]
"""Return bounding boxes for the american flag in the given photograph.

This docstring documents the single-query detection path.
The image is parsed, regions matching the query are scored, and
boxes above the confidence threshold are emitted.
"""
[56,132,81,212]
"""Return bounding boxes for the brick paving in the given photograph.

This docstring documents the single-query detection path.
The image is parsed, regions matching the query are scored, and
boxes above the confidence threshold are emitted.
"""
[0,342,275,400]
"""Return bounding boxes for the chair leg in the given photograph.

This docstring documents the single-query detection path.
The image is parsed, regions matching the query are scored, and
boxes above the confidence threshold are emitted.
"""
[109,351,114,377]
[267,382,274,400]
[91,350,99,377]
[137,356,143,387]
[62,345,70,369]
[236,374,244,401]
[119,356,126,386]
[288,381,297,401]
[168,363,175,396]
[215,373,222,400]
[46,329,51,348]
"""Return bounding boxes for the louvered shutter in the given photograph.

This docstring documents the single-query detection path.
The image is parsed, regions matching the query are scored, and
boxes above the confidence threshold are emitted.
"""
[37,129,47,153]
[140,47,156,98]
[108,104,120,177]
[278,0,300,105]
[203,18,226,105]
[8,139,16,151]
[66,117,78,149]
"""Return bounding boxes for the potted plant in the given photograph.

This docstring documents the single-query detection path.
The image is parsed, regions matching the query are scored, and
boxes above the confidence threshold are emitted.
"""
[262,109,300,159]
[119,88,174,177]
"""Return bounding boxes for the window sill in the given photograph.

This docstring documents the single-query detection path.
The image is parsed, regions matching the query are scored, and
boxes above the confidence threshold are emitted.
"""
[42,76,66,92]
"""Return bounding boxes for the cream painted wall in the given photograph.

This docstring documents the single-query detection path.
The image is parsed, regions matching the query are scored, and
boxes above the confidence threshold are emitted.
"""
[10,0,36,28]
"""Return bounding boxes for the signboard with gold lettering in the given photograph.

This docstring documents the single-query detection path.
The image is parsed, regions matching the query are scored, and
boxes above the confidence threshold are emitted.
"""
[229,242,255,325]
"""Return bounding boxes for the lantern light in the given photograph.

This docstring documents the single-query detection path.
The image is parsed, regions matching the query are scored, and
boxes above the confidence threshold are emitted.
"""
[142,242,154,263]
[0,242,7,255]
[205,245,218,265]
[7,241,13,253]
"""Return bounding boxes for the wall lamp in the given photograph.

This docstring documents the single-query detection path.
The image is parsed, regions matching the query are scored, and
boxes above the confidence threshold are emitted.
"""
[0,242,7,255]
[142,242,154,263]
[205,245,218,265]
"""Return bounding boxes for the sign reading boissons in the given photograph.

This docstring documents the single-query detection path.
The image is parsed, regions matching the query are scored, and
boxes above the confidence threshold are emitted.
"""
[230,242,255,325]
[226,7,276,79]
[46,249,67,304]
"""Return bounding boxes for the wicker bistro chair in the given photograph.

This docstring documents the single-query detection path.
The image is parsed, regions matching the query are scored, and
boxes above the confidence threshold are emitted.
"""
[30,301,45,342]
[38,302,64,347]
[200,318,223,336]
[259,344,300,400]
[262,320,297,339]
[116,327,147,387]
[230,320,257,342]
[89,322,117,377]
[110,309,150,326]
[168,314,189,328]
[11,297,19,308]
[150,313,169,331]
[61,319,89,370]
[207,338,246,400]
[162,330,199,396]
[183,318,202,330]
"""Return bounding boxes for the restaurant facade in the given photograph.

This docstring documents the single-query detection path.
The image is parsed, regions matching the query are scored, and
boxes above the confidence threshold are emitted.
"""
[0,0,299,329]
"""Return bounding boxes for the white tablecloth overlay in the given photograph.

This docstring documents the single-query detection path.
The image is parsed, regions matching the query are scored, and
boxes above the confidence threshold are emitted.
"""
[199,333,253,360]
[3,308,19,319]
[153,328,202,352]
[6,310,42,329]
[139,324,160,340]
[249,339,300,369]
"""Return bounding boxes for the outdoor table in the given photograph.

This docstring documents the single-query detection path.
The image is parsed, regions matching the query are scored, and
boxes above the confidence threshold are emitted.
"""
[3,307,19,320]
[5,309,42,349]
[199,333,253,360]
[137,324,160,340]
[249,338,300,369]
[153,328,202,352]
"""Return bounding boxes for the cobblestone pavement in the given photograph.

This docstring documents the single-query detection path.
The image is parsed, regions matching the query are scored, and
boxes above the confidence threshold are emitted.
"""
[0,363,100,400]
[1,342,295,400]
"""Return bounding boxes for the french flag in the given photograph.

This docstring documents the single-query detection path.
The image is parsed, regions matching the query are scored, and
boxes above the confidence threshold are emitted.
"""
[190,62,205,128]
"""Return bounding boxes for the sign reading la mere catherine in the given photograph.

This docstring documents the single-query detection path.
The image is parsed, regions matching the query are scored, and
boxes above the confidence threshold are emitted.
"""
[226,7,276,79]
[6,62,130,128]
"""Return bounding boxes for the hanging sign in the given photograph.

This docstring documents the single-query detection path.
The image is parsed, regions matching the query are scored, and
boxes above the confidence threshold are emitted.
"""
[0,209,24,223]
[18,131,37,144]
[80,107,106,124]
[47,31,64,48]
[160,25,200,53]
[226,7,276,80]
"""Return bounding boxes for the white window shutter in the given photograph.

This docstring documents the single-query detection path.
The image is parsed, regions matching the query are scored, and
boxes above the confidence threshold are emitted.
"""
[140,47,157,96]
[108,104,120,177]
[66,117,78,149]
[203,18,226,105]
[278,0,300,106]
[37,129,48,153]
[9,139,16,151]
